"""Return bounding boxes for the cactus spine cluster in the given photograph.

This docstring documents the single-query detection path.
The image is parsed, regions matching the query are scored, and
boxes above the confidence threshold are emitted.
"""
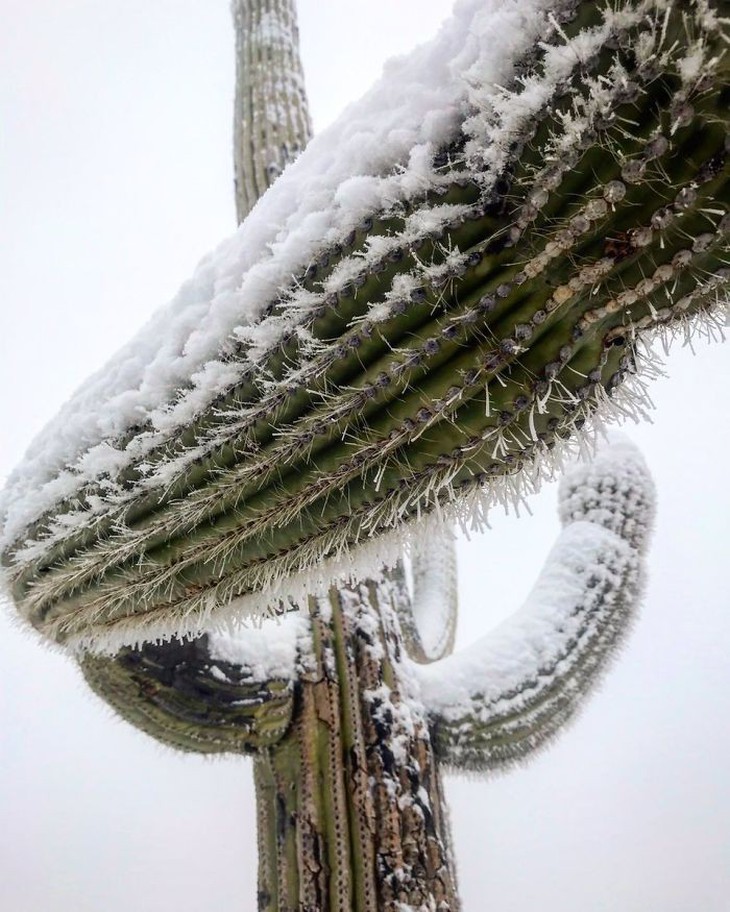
[0,0,727,906]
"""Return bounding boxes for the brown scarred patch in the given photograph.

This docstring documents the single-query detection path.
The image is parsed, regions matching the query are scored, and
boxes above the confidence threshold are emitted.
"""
[603,231,634,262]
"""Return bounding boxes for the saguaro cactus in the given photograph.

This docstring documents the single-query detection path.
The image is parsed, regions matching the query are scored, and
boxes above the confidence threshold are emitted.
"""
[0,0,727,908]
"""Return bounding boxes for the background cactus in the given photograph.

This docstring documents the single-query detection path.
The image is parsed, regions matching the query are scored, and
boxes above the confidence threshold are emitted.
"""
[0,1,724,912]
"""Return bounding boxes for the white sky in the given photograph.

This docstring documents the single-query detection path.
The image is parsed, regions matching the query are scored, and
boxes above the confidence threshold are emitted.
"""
[0,2,728,910]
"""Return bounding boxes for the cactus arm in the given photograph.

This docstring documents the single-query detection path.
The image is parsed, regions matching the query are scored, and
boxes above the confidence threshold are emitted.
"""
[407,532,459,662]
[386,536,459,664]
[2,0,727,651]
[416,439,654,771]
[232,0,312,222]
[80,613,311,754]
[381,558,432,664]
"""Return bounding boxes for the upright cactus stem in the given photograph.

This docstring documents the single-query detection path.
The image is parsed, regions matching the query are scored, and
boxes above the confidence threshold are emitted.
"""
[232,0,312,222]
[0,1,727,908]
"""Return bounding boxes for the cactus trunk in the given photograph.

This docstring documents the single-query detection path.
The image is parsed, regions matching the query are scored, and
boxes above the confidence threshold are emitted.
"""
[253,578,459,912]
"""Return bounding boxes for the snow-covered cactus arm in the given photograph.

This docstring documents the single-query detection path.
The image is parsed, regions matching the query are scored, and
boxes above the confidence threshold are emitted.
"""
[232,0,312,222]
[2,0,727,651]
[417,439,654,772]
[404,532,459,663]
[80,614,311,754]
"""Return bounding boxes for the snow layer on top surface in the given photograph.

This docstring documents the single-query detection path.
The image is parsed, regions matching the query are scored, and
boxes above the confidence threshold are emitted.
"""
[0,0,554,549]
[206,612,311,681]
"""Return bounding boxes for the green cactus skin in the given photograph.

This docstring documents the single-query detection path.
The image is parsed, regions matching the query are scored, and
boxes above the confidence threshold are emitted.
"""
[3,0,726,652]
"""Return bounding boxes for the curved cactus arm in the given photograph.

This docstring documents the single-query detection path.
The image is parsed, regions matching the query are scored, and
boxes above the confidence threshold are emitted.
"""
[80,613,312,754]
[415,438,654,772]
[3,0,727,651]
[405,531,459,663]
[381,558,431,664]
[232,0,312,222]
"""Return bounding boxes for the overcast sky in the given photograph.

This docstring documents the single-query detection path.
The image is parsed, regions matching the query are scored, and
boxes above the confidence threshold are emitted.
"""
[1,2,728,910]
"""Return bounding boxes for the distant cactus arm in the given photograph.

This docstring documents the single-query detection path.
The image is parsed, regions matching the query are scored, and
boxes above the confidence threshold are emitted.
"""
[232,0,312,222]
[80,614,311,754]
[400,533,459,663]
[417,440,654,771]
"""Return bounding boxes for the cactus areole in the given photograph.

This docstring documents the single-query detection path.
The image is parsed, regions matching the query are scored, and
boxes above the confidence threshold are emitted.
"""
[0,0,727,908]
